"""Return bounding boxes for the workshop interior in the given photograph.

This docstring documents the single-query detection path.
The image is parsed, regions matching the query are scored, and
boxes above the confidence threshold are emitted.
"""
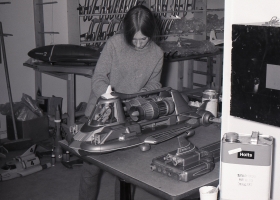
[0,0,279,200]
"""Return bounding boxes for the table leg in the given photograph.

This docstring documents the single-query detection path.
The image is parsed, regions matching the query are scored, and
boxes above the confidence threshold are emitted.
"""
[120,179,131,200]
[67,74,76,126]
[35,70,42,97]
[177,61,184,91]
[214,53,223,94]
[206,56,214,88]
[187,60,194,89]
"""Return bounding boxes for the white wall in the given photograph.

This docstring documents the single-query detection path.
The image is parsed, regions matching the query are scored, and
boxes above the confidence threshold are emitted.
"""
[223,1,280,199]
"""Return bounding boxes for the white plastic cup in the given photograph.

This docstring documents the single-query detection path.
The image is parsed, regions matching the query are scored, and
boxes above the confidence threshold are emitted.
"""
[199,186,218,200]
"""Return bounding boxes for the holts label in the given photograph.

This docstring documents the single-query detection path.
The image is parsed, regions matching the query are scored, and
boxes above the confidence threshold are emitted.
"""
[238,151,255,159]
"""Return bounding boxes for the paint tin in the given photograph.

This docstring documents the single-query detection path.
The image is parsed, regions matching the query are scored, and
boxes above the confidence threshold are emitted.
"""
[66,151,70,162]
[220,132,273,200]
[202,90,218,117]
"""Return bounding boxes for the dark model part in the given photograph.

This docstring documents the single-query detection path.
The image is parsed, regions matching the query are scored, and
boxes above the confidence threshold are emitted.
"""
[151,133,220,182]
[28,44,101,64]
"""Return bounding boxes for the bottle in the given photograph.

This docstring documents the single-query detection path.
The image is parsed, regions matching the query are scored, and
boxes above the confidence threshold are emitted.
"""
[66,151,70,162]
[54,105,63,162]
[51,154,56,166]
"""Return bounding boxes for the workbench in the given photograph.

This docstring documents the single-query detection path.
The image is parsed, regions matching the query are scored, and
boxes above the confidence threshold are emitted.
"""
[23,58,96,127]
[59,123,221,200]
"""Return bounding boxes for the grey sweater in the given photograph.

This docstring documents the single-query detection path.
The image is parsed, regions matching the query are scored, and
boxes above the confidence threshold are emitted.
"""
[85,33,164,116]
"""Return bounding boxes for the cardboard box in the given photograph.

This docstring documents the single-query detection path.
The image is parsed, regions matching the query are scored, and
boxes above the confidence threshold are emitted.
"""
[6,115,49,143]
[37,95,63,116]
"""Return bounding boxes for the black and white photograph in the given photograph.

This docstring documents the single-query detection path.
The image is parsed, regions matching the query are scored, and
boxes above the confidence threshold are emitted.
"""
[0,1,280,200]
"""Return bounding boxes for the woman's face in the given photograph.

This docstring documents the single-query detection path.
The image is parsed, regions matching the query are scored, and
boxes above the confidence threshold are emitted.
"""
[132,31,149,49]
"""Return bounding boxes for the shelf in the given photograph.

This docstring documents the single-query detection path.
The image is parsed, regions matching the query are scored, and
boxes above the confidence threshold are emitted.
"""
[207,9,224,12]
[80,40,106,44]
[79,12,128,17]
[23,58,95,79]
[151,9,206,14]
[155,32,203,37]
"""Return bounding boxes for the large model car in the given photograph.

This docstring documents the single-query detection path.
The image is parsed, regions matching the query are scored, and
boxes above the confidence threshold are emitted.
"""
[63,87,220,156]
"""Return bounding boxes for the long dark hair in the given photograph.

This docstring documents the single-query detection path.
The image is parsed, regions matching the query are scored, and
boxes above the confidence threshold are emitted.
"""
[122,5,156,46]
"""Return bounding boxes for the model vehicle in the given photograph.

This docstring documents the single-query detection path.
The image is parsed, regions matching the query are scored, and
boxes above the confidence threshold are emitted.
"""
[0,145,51,181]
[27,44,101,65]
[64,86,220,156]
[150,134,221,182]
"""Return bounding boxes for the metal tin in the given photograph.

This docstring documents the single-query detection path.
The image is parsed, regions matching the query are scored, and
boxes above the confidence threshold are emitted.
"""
[220,132,273,200]
[202,89,218,117]
[51,154,55,166]
[66,151,70,162]
[202,89,219,99]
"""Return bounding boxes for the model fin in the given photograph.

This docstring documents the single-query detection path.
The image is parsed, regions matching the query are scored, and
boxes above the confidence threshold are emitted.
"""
[210,29,224,45]
[20,144,37,157]
[101,85,116,99]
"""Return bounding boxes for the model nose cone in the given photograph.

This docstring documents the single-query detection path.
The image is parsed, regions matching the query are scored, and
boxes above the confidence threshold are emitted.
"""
[28,45,53,62]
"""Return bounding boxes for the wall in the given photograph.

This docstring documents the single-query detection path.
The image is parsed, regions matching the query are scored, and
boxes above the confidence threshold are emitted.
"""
[0,0,36,132]
[0,0,91,132]
[40,0,91,114]
[223,0,280,199]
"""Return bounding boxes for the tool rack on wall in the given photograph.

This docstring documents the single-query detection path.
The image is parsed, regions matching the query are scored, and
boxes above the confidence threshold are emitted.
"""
[77,0,140,47]
[75,0,224,47]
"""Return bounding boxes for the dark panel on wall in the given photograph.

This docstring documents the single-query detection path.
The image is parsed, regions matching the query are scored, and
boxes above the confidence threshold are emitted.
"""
[231,24,280,127]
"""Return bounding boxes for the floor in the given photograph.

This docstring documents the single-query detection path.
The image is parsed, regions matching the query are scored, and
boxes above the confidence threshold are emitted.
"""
[0,138,170,200]
[0,141,166,200]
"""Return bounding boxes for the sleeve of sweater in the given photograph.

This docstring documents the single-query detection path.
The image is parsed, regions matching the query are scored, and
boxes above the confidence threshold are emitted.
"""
[90,40,113,98]
[141,55,163,91]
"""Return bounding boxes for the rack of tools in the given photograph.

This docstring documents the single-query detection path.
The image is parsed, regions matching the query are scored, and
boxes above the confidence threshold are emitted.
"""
[76,0,224,47]
[78,0,140,47]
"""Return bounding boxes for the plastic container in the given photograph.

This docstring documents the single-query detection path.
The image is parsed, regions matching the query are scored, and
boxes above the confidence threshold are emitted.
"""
[199,186,218,200]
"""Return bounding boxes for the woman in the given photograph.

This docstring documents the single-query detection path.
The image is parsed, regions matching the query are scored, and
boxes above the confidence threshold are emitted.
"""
[80,5,163,200]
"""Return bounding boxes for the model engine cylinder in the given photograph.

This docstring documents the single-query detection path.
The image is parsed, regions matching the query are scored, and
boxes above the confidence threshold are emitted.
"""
[128,98,175,121]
